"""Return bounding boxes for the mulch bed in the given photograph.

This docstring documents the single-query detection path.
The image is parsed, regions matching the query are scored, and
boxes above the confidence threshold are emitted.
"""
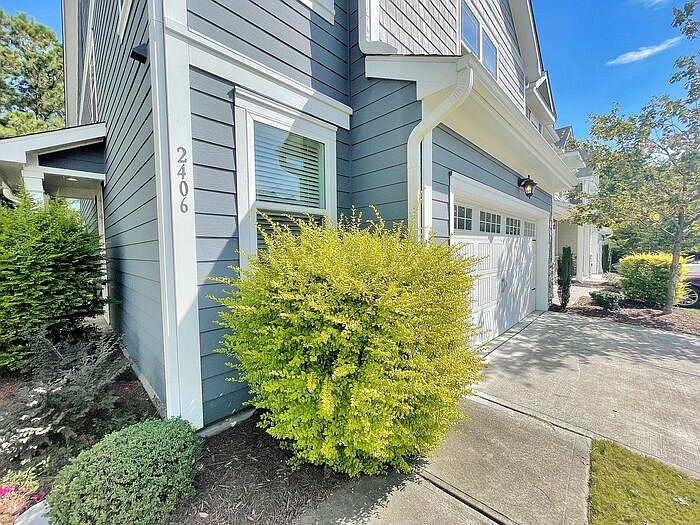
[168,414,349,525]
[562,296,700,336]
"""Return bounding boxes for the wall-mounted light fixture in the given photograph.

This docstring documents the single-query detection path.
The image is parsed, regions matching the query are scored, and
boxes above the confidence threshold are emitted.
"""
[130,43,149,64]
[518,177,538,199]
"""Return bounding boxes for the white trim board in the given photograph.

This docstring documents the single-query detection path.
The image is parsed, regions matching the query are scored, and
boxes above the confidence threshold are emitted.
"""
[0,123,106,164]
[297,0,335,25]
[164,18,352,130]
[117,0,134,40]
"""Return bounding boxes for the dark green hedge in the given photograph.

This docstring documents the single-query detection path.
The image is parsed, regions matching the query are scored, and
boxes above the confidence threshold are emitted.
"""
[0,194,105,370]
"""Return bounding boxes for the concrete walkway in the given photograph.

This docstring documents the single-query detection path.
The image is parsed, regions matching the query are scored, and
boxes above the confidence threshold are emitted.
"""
[297,311,700,524]
[481,311,700,477]
[299,397,590,525]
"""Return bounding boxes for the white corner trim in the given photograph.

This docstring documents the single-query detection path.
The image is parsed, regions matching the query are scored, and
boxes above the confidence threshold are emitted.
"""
[117,0,133,40]
[148,0,204,429]
[37,165,105,182]
[297,0,335,25]
[357,0,398,54]
[164,19,352,129]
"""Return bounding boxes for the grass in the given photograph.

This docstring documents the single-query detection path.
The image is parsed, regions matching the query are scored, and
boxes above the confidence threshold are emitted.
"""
[589,440,700,524]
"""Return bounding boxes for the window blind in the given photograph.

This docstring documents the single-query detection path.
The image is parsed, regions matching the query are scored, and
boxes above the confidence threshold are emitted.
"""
[254,121,325,208]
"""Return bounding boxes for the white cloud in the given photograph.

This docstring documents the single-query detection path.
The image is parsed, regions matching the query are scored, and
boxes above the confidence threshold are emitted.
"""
[606,36,682,66]
[637,0,670,7]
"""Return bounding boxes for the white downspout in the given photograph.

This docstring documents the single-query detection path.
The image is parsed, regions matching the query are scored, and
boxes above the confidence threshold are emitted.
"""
[407,56,475,240]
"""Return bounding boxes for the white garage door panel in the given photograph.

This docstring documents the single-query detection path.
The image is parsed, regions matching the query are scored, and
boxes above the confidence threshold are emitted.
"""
[455,231,537,344]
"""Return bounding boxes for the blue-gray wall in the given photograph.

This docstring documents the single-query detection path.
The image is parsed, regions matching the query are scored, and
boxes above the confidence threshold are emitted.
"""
[91,0,166,401]
[432,124,552,243]
[189,67,250,425]
[38,142,105,174]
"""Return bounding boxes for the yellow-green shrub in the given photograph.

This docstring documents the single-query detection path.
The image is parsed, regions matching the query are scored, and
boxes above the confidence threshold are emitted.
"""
[214,211,483,476]
[619,253,688,308]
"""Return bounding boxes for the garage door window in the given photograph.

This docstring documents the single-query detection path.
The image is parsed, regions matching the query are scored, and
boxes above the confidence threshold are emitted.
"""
[479,211,501,234]
[505,217,521,236]
[524,221,536,238]
[453,205,472,231]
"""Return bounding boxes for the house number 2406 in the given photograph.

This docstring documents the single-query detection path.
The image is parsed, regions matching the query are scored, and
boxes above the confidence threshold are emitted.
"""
[175,147,190,213]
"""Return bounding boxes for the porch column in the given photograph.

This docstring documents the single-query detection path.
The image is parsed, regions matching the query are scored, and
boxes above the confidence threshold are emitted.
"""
[21,166,45,205]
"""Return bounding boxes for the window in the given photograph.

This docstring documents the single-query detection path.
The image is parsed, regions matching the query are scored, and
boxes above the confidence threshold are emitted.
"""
[482,31,498,78]
[505,217,521,236]
[453,205,472,231]
[461,2,480,57]
[524,221,536,238]
[479,211,501,234]
[254,121,325,208]
[237,91,337,253]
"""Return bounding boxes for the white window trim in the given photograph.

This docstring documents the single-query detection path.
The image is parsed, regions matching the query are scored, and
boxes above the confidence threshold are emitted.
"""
[117,0,133,40]
[297,0,335,25]
[235,89,338,261]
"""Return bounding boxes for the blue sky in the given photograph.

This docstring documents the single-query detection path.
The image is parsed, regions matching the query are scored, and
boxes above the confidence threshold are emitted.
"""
[2,0,695,138]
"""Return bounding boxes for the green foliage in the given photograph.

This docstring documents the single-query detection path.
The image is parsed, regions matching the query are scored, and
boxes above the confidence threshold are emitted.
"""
[0,329,156,473]
[590,290,623,311]
[602,244,611,273]
[214,210,483,476]
[0,193,106,370]
[589,440,700,525]
[0,9,64,137]
[47,419,201,525]
[558,246,574,308]
[619,253,689,308]
[571,2,698,314]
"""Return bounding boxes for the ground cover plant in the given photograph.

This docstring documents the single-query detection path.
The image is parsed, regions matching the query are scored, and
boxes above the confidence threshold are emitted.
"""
[589,440,699,524]
[215,210,483,476]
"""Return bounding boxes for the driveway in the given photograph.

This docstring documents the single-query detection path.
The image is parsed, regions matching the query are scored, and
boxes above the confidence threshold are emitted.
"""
[298,312,700,524]
[480,311,700,477]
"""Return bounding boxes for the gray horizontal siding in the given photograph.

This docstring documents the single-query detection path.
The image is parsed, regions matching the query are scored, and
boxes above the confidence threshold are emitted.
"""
[79,196,98,231]
[349,2,421,226]
[92,0,165,401]
[432,124,552,243]
[39,142,106,173]
[378,0,458,55]
[187,0,350,105]
[189,67,244,425]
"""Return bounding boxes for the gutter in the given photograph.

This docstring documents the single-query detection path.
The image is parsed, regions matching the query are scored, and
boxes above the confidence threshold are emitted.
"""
[407,56,474,239]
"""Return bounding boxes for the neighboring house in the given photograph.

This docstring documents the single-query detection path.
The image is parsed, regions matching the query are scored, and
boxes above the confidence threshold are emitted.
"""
[552,126,608,282]
[0,1,577,430]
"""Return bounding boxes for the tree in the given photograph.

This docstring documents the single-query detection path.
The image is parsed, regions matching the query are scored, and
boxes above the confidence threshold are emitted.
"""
[572,1,699,314]
[0,9,64,138]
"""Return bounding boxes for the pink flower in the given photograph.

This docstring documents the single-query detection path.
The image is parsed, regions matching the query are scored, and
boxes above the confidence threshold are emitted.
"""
[0,485,15,497]
[120,385,131,393]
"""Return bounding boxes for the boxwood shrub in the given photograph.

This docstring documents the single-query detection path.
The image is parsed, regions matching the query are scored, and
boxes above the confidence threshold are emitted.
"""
[590,290,623,311]
[214,211,483,476]
[47,419,201,525]
[0,193,105,370]
[619,253,688,308]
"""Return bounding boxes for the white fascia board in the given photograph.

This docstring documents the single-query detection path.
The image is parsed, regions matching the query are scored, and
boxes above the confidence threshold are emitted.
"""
[526,82,556,125]
[0,123,106,164]
[165,18,352,129]
[364,55,465,100]
[451,170,550,219]
[297,0,336,25]
[38,165,105,182]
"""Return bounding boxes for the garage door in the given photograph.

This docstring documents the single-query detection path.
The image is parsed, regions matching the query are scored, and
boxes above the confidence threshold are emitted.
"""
[452,204,538,343]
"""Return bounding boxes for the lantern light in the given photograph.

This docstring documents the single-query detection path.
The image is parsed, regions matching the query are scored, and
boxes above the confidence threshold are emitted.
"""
[518,177,537,199]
